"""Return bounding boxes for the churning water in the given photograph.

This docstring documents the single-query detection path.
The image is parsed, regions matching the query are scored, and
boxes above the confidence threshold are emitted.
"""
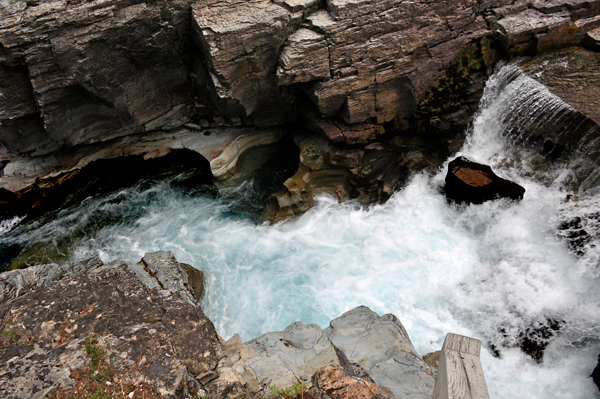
[2,64,600,398]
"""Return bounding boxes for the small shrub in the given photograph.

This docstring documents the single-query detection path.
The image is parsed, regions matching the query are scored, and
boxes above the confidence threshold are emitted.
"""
[267,381,306,399]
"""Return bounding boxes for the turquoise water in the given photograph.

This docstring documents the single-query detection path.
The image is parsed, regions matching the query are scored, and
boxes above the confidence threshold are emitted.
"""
[1,65,600,398]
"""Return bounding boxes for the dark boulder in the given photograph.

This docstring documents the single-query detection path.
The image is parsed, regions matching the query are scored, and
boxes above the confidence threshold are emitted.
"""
[445,156,525,204]
[492,317,563,363]
[592,354,600,391]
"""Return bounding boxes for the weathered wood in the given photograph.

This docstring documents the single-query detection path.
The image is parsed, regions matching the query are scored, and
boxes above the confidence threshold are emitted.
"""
[433,333,490,399]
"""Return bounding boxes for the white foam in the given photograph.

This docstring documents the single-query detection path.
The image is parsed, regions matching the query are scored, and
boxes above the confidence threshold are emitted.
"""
[0,215,24,236]
[2,65,600,398]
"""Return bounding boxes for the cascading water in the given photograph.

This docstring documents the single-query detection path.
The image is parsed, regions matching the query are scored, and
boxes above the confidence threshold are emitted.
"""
[1,64,600,398]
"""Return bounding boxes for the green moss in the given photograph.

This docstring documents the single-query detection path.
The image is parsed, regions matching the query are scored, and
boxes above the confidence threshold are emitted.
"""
[267,381,307,399]
[414,36,499,133]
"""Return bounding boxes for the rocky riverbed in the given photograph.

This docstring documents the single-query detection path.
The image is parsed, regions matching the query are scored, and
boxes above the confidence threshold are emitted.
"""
[0,251,436,399]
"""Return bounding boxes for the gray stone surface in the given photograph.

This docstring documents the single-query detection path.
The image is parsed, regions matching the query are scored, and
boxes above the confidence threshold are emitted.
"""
[324,306,436,399]
[0,252,220,398]
[203,305,436,399]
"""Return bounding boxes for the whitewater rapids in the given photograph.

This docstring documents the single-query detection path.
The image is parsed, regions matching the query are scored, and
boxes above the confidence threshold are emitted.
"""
[1,64,599,398]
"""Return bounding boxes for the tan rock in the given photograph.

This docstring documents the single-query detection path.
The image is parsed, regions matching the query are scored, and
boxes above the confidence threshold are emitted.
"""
[277,29,330,85]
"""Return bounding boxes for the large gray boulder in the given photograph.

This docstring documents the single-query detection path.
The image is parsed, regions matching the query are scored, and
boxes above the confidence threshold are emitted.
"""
[325,306,436,399]
[207,306,435,399]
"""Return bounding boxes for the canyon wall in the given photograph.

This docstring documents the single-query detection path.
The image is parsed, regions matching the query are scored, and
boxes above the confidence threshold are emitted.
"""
[1,0,600,218]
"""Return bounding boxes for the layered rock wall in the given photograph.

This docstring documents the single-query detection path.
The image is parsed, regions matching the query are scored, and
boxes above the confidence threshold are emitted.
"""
[0,0,196,156]
[2,0,600,221]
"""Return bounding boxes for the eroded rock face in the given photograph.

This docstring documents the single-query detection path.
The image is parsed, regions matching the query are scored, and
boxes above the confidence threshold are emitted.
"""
[0,251,219,398]
[445,156,525,204]
[266,132,444,222]
[0,126,294,220]
[191,0,496,141]
[2,0,600,223]
[0,0,196,156]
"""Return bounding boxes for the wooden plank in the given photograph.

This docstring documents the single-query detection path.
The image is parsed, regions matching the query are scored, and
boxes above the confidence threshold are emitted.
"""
[433,333,490,399]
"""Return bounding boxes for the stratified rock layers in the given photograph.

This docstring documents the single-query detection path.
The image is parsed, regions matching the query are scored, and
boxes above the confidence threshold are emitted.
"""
[190,0,493,139]
[2,0,600,219]
[0,0,196,156]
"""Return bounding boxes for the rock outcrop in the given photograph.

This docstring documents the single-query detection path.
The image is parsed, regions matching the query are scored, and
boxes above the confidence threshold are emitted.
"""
[0,252,436,399]
[0,126,294,219]
[2,0,600,221]
[190,0,497,138]
[0,0,197,156]
[266,132,444,222]
[445,156,525,203]
[0,251,220,398]
[206,306,435,399]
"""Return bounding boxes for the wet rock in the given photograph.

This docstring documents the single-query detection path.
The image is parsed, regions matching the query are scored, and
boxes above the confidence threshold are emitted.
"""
[324,306,435,399]
[494,317,564,363]
[558,215,592,256]
[210,130,286,186]
[519,320,562,363]
[266,131,446,222]
[519,47,600,126]
[592,355,600,391]
[445,156,525,204]
[0,251,220,398]
[556,195,600,258]
[0,126,290,219]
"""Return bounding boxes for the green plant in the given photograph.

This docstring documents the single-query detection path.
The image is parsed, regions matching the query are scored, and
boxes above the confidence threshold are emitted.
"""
[85,335,112,383]
[1,321,17,344]
[267,381,306,398]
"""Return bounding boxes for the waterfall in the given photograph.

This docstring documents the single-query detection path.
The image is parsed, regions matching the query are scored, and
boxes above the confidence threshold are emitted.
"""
[1,64,600,398]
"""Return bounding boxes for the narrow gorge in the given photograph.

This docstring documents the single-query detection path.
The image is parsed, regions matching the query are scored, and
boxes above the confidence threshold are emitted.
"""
[1,0,600,398]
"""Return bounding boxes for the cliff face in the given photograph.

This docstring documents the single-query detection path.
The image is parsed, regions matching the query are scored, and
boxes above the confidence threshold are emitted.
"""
[1,0,600,220]
[0,0,196,156]
[190,0,492,139]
